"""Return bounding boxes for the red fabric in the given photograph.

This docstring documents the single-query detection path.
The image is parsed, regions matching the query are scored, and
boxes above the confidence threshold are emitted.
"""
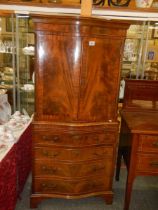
[0,124,32,210]
[16,124,32,195]
[0,146,17,210]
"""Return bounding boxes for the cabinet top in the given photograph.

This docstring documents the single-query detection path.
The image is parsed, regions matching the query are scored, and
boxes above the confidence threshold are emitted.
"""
[32,14,130,38]
[31,14,131,28]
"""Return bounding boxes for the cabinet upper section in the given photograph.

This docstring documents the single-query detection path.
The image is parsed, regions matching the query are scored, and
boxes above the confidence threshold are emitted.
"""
[33,15,130,123]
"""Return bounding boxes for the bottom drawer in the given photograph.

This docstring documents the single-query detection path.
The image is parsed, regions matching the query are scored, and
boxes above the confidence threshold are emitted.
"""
[137,154,158,174]
[33,177,111,195]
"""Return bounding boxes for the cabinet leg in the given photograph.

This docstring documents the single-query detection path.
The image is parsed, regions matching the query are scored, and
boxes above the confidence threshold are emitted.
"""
[102,193,113,205]
[30,196,43,208]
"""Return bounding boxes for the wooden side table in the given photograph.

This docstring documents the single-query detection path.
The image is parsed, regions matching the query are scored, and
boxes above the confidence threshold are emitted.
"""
[120,111,158,210]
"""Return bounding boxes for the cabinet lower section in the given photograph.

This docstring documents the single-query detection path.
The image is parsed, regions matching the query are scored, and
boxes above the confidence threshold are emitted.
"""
[30,122,119,208]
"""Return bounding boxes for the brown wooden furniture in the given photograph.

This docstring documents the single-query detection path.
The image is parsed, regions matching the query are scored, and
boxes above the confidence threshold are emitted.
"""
[117,79,158,210]
[30,15,129,208]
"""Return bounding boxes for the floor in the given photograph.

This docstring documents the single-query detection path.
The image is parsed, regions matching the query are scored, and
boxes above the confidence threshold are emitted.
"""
[15,169,158,210]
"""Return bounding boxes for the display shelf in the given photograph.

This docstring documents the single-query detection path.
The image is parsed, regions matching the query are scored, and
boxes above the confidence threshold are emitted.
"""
[1,1,158,21]
[0,0,157,11]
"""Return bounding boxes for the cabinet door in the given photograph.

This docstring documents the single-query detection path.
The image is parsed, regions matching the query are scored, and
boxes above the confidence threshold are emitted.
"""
[78,37,123,122]
[35,34,81,121]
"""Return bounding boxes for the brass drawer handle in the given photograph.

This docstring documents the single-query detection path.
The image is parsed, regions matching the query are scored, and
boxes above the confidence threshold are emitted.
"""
[42,151,49,156]
[93,152,107,157]
[88,182,102,188]
[41,183,57,189]
[92,166,105,172]
[43,136,50,140]
[150,162,158,167]
[72,135,81,140]
[94,137,99,142]
[42,151,59,157]
[52,152,59,157]
[42,166,57,174]
[93,152,100,157]
[72,150,80,156]
[42,166,47,170]
[152,141,158,147]
[43,135,60,142]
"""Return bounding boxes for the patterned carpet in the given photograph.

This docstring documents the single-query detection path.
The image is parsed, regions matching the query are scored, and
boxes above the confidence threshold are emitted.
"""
[15,169,158,210]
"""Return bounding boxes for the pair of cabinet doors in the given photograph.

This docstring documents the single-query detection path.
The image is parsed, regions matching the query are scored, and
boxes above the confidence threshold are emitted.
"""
[35,33,123,123]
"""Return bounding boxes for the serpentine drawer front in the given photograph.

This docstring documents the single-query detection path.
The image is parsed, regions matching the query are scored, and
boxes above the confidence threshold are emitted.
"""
[33,132,116,146]
[34,146,113,161]
[34,158,112,178]
[34,176,111,194]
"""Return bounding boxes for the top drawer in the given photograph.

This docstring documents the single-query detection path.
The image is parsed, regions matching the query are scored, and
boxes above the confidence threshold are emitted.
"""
[138,135,158,153]
[33,132,116,147]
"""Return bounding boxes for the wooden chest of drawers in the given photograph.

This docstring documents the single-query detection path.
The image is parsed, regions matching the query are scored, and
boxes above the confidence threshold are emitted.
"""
[31,123,118,205]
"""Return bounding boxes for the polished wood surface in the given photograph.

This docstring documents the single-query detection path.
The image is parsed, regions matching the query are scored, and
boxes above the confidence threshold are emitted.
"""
[118,79,158,210]
[30,15,129,208]
[121,111,158,210]
[33,15,128,122]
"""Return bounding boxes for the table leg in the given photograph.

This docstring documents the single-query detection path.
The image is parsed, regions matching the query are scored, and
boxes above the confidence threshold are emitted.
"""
[124,174,135,210]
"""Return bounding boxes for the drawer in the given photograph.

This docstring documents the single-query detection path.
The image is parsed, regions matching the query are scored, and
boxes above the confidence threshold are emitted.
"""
[33,132,116,147]
[34,176,111,194]
[34,158,113,178]
[138,135,158,153]
[137,154,158,174]
[34,146,113,161]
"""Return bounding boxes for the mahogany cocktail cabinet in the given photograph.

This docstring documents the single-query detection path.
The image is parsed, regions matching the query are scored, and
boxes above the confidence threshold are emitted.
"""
[30,15,130,208]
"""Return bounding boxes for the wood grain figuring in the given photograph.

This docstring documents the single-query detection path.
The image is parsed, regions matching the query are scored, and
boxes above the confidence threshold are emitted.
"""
[33,131,116,146]
[41,35,81,120]
[33,176,111,194]
[34,159,112,178]
[30,15,129,208]
[34,145,113,161]
[78,37,122,122]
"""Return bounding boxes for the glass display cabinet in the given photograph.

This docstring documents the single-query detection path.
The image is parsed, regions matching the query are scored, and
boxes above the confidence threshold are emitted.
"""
[0,14,16,111]
[0,13,35,116]
[121,21,158,80]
